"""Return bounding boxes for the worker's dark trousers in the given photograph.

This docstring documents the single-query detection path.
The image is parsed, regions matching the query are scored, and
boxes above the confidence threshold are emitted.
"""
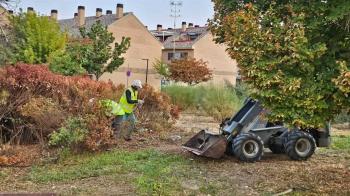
[112,113,136,139]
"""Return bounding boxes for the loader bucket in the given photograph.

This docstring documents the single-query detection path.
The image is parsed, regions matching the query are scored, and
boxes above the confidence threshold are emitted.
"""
[182,130,227,159]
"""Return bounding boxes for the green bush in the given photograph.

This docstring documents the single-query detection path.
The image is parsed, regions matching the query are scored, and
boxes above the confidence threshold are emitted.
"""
[49,117,88,148]
[48,51,85,76]
[0,44,14,66]
[162,84,246,121]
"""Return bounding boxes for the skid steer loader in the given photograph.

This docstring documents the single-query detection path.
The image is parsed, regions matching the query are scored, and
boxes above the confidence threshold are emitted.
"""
[182,98,331,162]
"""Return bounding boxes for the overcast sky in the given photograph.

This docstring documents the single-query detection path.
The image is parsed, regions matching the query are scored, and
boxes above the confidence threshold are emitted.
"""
[14,0,214,30]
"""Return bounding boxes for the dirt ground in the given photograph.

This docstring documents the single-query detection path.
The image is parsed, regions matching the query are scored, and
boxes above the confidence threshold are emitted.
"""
[1,113,350,195]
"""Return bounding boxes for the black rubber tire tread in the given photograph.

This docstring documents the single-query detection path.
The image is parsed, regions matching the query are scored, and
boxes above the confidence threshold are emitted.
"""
[269,143,285,154]
[285,131,316,161]
[232,133,264,162]
[225,141,234,155]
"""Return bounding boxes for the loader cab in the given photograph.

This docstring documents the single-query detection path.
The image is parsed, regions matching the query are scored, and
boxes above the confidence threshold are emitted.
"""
[220,98,263,136]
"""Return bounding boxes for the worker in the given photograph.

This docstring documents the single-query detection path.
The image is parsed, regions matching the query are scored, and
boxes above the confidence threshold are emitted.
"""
[112,80,144,141]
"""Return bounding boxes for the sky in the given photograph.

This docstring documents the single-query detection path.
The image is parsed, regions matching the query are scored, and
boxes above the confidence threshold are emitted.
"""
[14,0,214,30]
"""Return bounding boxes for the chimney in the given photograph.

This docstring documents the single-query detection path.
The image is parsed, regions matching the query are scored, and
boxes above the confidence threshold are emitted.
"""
[194,25,200,28]
[77,6,85,26]
[188,23,194,28]
[182,21,187,32]
[157,24,162,32]
[116,4,123,19]
[27,7,34,14]
[96,8,102,17]
[8,10,14,15]
[106,10,112,15]
[50,9,58,20]
[145,26,148,29]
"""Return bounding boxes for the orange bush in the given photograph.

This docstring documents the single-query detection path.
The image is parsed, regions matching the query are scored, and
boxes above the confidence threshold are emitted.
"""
[0,64,123,149]
[0,64,180,151]
[137,84,180,131]
[169,58,213,85]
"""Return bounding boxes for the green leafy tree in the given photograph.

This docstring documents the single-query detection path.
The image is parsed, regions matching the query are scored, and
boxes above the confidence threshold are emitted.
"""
[0,43,13,66]
[78,20,130,80]
[210,1,350,127]
[153,59,170,80]
[10,12,66,64]
[48,49,85,76]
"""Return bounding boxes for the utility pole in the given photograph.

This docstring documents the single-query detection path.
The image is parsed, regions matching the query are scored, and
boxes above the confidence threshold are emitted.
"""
[142,58,149,84]
[170,0,182,59]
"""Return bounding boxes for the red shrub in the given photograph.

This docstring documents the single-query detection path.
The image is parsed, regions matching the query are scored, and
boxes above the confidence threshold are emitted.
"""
[169,58,213,85]
[0,64,179,151]
[137,84,180,131]
[0,64,123,149]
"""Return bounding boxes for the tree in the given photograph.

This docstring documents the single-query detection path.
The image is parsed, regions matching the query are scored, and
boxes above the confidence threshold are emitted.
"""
[48,50,85,76]
[0,43,13,65]
[210,1,350,127]
[10,12,66,64]
[169,58,212,85]
[78,20,130,80]
[153,59,170,80]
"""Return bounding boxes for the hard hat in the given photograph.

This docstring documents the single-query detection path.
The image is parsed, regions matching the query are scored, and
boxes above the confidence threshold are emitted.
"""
[131,80,142,89]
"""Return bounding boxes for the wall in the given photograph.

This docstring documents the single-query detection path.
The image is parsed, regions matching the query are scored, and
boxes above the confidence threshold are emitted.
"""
[0,6,10,26]
[100,14,163,89]
[193,33,238,85]
[161,49,194,64]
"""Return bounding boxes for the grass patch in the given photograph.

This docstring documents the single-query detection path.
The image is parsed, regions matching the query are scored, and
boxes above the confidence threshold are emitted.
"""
[162,84,246,121]
[0,170,8,178]
[200,183,218,195]
[28,149,192,195]
[331,135,350,151]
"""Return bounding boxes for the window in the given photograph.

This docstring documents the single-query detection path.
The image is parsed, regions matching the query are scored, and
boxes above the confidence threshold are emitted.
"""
[168,53,173,60]
[181,52,188,59]
[188,32,198,41]
[168,52,188,60]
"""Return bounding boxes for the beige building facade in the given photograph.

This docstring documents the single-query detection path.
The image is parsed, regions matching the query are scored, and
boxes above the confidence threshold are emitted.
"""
[151,23,238,85]
[59,4,163,89]
[0,6,11,44]
[6,3,238,88]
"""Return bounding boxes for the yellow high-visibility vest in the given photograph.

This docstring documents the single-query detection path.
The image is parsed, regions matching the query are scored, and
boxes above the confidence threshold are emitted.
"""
[111,100,124,116]
[119,88,138,114]
[101,99,124,116]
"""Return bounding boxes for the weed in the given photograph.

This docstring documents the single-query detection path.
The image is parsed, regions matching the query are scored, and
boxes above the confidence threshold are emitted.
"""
[163,84,245,121]
[28,149,192,195]
[0,170,7,178]
[334,112,350,124]
[49,117,88,148]
[331,135,350,151]
[200,183,218,195]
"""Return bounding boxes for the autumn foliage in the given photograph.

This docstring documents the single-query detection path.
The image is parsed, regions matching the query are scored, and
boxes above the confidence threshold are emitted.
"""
[137,84,180,131]
[0,64,179,155]
[0,64,124,150]
[210,1,350,127]
[169,58,213,85]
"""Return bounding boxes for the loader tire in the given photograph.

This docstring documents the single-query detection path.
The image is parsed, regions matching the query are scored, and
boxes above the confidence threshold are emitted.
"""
[225,141,234,155]
[232,133,263,162]
[269,144,284,154]
[285,131,316,161]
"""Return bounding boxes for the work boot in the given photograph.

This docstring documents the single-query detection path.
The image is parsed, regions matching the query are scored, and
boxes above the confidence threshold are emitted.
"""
[113,127,122,140]
[123,136,132,141]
